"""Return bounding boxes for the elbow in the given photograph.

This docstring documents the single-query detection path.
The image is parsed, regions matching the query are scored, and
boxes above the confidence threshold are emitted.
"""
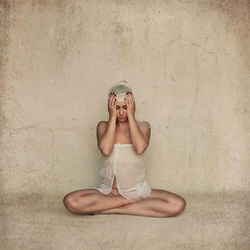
[98,144,111,157]
[102,150,111,157]
[136,151,143,155]
[101,148,111,157]
[136,143,148,155]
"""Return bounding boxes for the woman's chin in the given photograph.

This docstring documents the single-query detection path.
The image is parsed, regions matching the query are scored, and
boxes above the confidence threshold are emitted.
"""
[117,118,127,122]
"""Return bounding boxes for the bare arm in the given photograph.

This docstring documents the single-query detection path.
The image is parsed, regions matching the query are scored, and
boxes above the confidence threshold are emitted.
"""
[97,116,116,156]
[96,93,117,156]
[128,114,150,154]
[125,92,150,154]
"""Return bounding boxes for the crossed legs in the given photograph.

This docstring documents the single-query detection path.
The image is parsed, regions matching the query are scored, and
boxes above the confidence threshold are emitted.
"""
[63,188,186,218]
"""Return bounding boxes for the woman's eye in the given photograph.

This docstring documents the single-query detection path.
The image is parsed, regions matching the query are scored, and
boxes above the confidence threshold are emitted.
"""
[116,106,127,110]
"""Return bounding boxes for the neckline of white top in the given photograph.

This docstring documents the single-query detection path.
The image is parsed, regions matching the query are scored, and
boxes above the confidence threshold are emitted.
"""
[114,143,133,147]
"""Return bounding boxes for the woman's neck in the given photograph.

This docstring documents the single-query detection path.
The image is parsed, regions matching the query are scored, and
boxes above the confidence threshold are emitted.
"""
[116,119,128,130]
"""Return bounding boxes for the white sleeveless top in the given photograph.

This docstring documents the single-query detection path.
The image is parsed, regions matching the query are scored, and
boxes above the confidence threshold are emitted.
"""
[95,143,152,200]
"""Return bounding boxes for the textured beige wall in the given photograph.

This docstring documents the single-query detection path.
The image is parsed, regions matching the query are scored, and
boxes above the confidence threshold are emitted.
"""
[0,0,249,196]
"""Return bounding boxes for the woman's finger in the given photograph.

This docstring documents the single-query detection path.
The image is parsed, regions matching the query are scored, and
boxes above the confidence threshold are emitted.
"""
[129,93,134,102]
[108,95,111,107]
[112,96,116,107]
[109,94,115,108]
[108,95,112,107]
[109,93,113,101]
[127,94,130,104]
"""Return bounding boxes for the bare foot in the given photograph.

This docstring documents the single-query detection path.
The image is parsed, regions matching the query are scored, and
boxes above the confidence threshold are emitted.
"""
[92,198,141,215]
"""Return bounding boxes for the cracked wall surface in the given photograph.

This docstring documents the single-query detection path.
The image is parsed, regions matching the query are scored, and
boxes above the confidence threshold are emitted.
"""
[0,0,249,195]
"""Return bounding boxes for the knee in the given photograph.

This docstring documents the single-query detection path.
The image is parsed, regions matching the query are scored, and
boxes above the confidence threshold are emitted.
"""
[174,197,186,215]
[63,194,79,213]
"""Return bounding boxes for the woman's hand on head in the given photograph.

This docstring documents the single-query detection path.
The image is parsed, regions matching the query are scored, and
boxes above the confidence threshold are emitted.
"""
[108,93,117,119]
[125,92,135,118]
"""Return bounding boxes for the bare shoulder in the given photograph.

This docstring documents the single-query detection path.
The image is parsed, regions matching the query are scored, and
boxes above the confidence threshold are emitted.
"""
[97,120,108,128]
[96,120,108,134]
[137,120,151,131]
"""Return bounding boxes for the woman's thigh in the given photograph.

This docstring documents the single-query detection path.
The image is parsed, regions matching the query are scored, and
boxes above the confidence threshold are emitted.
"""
[63,188,117,201]
[143,188,186,204]
[64,188,185,203]
[63,188,130,213]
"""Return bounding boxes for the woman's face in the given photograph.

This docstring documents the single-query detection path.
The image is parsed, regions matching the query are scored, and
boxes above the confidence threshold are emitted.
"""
[116,100,128,121]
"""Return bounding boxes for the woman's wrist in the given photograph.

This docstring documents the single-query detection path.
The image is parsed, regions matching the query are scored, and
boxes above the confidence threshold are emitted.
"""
[109,114,117,121]
[127,112,135,120]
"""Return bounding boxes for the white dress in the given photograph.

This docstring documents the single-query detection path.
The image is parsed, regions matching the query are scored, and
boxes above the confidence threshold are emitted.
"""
[95,143,152,200]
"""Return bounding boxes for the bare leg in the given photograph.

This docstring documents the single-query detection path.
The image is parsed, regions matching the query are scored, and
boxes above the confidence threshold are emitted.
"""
[94,198,167,217]
[95,198,180,218]
[64,188,186,218]
[94,189,186,218]
[63,189,137,215]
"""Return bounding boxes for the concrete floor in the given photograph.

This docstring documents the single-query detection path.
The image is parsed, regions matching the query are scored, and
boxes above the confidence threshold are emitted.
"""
[1,191,249,250]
